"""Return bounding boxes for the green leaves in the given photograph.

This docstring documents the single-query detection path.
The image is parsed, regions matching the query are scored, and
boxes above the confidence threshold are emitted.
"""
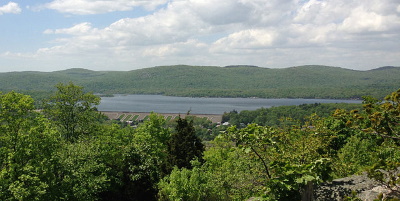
[55,140,110,200]
[225,119,334,200]
[158,166,218,201]
[166,117,205,172]
[43,82,101,142]
[361,89,400,140]
[0,85,399,200]
[0,91,61,201]
[265,158,331,200]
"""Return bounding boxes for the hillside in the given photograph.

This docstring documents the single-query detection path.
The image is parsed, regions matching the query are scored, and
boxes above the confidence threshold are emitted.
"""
[1,65,399,99]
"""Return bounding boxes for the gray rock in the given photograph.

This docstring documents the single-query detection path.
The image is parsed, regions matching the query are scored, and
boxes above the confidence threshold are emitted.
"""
[314,173,381,201]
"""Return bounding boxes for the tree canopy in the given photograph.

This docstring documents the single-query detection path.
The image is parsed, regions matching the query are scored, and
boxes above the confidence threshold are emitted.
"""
[0,65,399,100]
[42,82,101,141]
[0,84,399,200]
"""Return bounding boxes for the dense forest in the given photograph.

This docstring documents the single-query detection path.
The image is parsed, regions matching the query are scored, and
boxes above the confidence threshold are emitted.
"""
[0,65,399,100]
[222,103,363,128]
[0,83,399,200]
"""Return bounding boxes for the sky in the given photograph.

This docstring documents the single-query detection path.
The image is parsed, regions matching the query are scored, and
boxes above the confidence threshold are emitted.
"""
[0,0,399,72]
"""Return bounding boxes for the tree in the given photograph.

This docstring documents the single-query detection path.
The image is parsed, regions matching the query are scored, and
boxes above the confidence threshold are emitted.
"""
[0,91,60,200]
[98,113,172,201]
[129,113,171,200]
[227,123,332,201]
[354,89,400,197]
[158,137,263,201]
[158,165,219,201]
[167,117,205,171]
[0,91,35,153]
[361,89,400,141]
[43,82,101,141]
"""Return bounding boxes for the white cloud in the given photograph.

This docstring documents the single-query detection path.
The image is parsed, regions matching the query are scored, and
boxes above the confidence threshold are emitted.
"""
[339,7,400,33]
[212,29,278,51]
[3,0,399,72]
[142,45,178,57]
[40,1,206,51]
[44,0,168,15]
[188,0,252,25]
[294,1,342,22]
[0,2,21,15]
[142,39,207,57]
[44,22,96,35]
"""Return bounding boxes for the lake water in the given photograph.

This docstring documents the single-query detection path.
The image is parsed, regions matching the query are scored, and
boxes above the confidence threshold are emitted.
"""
[97,95,362,114]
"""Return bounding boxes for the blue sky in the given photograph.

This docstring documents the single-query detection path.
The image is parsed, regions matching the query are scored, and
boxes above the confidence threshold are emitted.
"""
[1,0,399,72]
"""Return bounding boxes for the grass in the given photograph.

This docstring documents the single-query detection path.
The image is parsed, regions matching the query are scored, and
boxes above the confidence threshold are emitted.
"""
[123,115,132,121]
[118,114,125,120]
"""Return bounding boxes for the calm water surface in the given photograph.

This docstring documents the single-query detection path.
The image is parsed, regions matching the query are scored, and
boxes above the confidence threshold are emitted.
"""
[98,95,361,114]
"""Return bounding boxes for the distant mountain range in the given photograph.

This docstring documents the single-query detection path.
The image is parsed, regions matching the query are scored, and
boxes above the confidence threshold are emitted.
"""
[1,65,399,99]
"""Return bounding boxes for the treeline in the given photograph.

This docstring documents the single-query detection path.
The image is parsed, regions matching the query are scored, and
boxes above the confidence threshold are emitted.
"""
[223,103,363,127]
[0,65,399,100]
[1,83,399,200]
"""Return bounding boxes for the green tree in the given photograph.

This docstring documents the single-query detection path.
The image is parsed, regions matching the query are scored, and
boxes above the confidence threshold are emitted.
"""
[361,89,400,141]
[158,164,220,201]
[43,82,101,141]
[0,91,60,200]
[54,139,110,201]
[356,90,400,194]
[0,91,35,153]
[167,117,205,172]
[200,135,267,200]
[158,137,264,201]
[130,113,171,200]
[227,123,332,200]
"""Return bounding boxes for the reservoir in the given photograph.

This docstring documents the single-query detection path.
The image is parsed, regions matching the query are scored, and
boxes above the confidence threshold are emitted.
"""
[97,95,362,115]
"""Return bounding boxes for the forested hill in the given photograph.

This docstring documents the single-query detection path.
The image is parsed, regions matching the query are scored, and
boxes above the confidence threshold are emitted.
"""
[1,65,399,99]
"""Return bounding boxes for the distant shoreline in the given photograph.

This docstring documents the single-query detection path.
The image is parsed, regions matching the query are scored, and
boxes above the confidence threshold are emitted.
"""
[101,111,223,124]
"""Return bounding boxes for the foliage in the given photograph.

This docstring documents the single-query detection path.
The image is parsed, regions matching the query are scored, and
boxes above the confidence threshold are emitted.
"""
[184,115,217,141]
[227,124,276,179]
[95,124,140,201]
[42,82,101,142]
[223,103,362,128]
[130,113,171,200]
[159,136,266,201]
[97,113,172,201]
[361,89,400,140]
[0,65,399,100]
[226,123,332,200]
[200,136,268,200]
[0,91,60,200]
[266,158,331,201]
[54,139,110,200]
[158,164,220,201]
[359,89,400,197]
[166,117,205,172]
[1,84,400,200]
[334,135,378,177]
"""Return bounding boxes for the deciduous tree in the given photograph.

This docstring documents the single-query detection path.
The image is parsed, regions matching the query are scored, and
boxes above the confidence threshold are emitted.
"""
[0,91,60,200]
[43,82,101,141]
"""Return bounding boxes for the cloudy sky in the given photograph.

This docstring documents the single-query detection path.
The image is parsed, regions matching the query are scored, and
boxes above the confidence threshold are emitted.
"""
[1,0,399,72]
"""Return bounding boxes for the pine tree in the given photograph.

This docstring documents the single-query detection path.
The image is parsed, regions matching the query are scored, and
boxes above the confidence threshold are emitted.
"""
[166,116,204,171]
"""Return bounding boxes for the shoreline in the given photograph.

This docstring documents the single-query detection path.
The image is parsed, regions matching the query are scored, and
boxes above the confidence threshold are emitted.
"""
[101,111,223,124]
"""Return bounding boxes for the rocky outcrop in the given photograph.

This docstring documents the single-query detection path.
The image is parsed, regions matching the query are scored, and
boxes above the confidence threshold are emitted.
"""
[314,173,399,201]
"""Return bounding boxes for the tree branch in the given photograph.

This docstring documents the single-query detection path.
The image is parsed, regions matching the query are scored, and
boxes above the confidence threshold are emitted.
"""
[250,146,271,179]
